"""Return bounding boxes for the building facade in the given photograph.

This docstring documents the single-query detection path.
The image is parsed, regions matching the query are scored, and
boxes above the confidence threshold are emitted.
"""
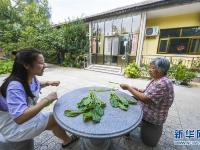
[85,0,200,68]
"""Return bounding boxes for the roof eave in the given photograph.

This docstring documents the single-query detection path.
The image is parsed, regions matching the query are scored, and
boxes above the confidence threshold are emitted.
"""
[83,0,200,22]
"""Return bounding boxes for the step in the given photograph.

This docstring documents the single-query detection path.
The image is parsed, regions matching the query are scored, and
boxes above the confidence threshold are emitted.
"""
[86,68,123,75]
[86,65,123,75]
[90,67,121,72]
[88,65,121,70]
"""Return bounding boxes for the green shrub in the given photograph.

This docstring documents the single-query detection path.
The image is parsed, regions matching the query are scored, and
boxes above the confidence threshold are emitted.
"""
[0,60,13,75]
[124,63,141,78]
[63,52,84,68]
[169,61,197,85]
[191,58,200,72]
[140,64,150,78]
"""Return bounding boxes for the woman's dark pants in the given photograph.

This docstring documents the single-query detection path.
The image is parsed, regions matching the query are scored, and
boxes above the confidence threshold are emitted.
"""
[141,120,163,147]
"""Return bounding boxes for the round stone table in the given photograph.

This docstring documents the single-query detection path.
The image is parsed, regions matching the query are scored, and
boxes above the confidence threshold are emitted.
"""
[53,87,143,150]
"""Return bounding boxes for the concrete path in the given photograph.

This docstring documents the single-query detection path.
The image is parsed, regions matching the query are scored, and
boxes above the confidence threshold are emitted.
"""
[0,64,199,150]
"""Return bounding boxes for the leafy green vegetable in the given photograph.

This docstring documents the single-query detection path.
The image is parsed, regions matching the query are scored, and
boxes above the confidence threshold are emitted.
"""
[92,112,101,123]
[124,96,137,105]
[64,110,83,117]
[110,92,137,111]
[83,112,93,121]
[89,88,115,92]
[64,91,106,123]
[118,103,128,111]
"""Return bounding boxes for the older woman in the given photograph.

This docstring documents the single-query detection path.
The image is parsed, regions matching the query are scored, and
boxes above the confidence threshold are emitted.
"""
[120,57,174,147]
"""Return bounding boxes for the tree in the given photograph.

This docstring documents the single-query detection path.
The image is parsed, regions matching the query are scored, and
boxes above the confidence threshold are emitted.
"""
[0,0,89,67]
[0,0,51,54]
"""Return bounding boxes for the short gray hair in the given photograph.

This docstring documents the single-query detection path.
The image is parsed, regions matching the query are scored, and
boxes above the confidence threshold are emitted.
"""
[150,57,170,75]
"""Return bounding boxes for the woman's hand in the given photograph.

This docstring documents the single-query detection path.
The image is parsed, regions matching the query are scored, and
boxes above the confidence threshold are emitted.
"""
[45,92,58,104]
[46,81,60,86]
[120,84,130,90]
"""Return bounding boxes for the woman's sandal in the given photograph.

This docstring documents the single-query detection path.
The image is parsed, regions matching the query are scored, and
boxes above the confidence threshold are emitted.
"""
[62,135,79,148]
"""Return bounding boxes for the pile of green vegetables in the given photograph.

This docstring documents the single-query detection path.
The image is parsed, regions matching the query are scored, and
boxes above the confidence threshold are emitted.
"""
[64,91,137,123]
[64,91,106,123]
[110,92,137,111]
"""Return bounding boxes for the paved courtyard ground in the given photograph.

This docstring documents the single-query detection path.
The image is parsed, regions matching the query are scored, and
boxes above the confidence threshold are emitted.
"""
[1,64,200,150]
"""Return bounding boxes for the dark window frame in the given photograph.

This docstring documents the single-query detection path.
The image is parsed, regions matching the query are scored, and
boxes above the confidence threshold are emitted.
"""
[158,26,200,55]
[189,38,200,54]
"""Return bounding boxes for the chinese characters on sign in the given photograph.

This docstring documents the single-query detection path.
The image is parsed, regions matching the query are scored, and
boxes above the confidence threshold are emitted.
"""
[174,129,200,145]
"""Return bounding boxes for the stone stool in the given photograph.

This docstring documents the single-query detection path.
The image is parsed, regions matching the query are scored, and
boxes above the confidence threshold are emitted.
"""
[0,134,34,150]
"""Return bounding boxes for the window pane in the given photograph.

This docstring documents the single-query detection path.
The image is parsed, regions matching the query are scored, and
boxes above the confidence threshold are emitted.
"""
[112,18,122,34]
[159,40,168,53]
[112,37,119,56]
[168,38,189,54]
[119,35,130,55]
[111,56,118,65]
[92,23,97,36]
[132,15,141,33]
[104,37,112,55]
[105,20,113,36]
[97,22,104,54]
[182,27,200,37]
[160,29,181,38]
[190,39,200,54]
[122,16,132,33]
[104,55,111,65]
[91,54,97,64]
[92,37,97,53]
[130,34,138,54]
[98,36,104,54]
[98,22,104,36]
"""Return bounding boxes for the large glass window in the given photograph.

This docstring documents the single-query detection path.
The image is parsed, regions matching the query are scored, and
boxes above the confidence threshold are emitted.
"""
[158,26,200,54]
[130,34,138,54]
[105,20,113,36]
[119,35,130,55]
[182,27,200,37]
[190,39,200,54]
[112,18,122,34]
[97,22,104,54]
[132,15,141,33]
[104,37,112,55]
[92,22,98,36]
[121,16,132,33]
[98,22,104,36]
[92,37,97,53]
[112,37,119,56]
[168,38,189,54]
[160,28,181,38]
[159,40,168,53]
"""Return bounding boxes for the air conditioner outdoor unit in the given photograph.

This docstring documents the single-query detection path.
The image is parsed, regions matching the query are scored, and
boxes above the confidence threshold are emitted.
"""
[145,26,159,36]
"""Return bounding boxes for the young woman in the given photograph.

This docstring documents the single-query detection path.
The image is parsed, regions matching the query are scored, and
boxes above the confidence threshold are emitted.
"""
[120,57,174,147]
[0,48,77,148]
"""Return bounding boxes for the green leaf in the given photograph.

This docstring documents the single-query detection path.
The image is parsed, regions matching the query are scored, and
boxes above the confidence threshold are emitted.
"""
[64,110,83,117]
[94,105,104,116]
[123,96,137,105]
[118,103,128,111]
[92,112,101,123]
[110,92,134,111]
[110,97,118,107]
[83,112,93,122]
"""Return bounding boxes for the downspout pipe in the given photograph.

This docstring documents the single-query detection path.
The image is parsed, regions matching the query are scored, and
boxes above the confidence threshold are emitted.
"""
[136,11,146,66]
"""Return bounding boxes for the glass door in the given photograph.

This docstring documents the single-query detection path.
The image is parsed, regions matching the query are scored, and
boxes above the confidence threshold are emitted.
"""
[111,37,119,65]
[104,36,119,65]
[104,37,112,65]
